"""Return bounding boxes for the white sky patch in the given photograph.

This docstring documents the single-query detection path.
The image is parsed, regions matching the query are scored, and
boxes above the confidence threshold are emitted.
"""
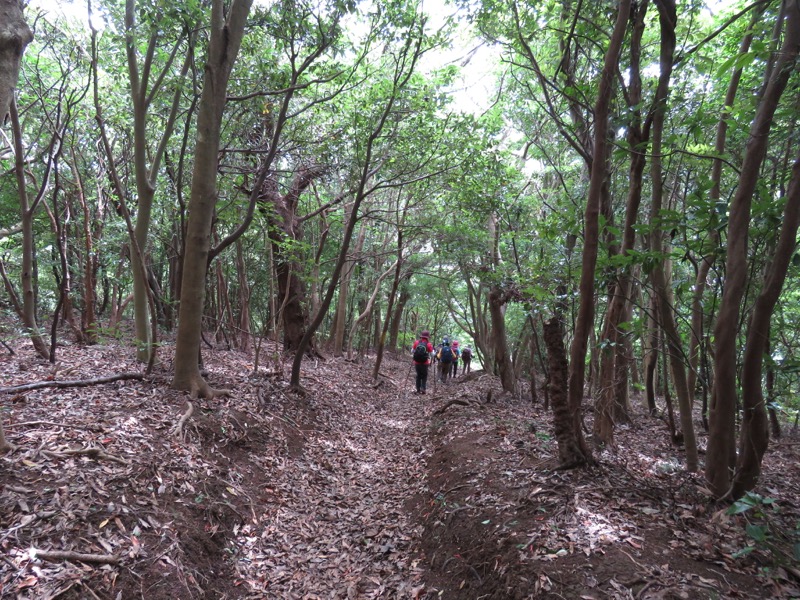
[421,0,501,115]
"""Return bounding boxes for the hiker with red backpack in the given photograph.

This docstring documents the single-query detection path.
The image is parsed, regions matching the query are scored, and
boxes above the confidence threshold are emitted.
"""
[411,330,434,394]
[461,345,473,373]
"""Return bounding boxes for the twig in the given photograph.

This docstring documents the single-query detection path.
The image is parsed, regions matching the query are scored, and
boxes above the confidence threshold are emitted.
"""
[79,582,103,600]
[0,372,145,394]
[32,549,120,565]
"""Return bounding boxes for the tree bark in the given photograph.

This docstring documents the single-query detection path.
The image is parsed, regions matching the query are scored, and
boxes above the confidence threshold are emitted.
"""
[0,0,32,122]
[566,0,631,464]
[732,149,800,498]
[707,0,800,497]
[9,101,49,359]
[543,318,585,468]
[171,0,253,397]
[595,1,649,446]
[688,7,763,403]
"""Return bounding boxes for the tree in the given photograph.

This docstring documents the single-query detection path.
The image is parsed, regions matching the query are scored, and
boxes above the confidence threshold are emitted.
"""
[0,0,32,123]
[171,0,253,397]
[0,0,33,452]
[707,0,800,498]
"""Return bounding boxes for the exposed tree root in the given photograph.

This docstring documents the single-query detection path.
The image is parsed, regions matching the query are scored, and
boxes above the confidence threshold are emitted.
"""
[172,401,195,439]
[433,397,484,416]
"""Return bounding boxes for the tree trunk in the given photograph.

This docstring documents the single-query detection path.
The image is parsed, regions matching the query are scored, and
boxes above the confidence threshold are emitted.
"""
[0,0,32,122]
[71,153,98,344]
[290,27,426,389]
[9,101,49,359]
[689,6,764,403]
[236,238,251,352]
[732,148,800,498]
[264,165,327,353]
[595,1,649,445]
[388,287,409,351]
[649,0,698,472]
[489,285,516,395]
[331,209,364,355]
[566,0,631,465]
[347,259,397,360]
[543,318,585,468]
[707,0,800,498]
[171,0,253,397]
[644,294,659,415]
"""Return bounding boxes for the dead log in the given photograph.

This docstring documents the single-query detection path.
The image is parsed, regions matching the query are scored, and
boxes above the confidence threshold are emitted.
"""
[0,372,144,394]
[32,549,119,565]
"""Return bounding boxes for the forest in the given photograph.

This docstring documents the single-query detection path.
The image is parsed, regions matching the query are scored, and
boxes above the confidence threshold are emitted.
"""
[2,0,800,598]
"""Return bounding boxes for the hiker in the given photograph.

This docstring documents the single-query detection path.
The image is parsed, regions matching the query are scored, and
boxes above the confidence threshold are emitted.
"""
[461,345,472,373]
[411,330,434,394]
[437,339,455,382]
[451,340,461,377]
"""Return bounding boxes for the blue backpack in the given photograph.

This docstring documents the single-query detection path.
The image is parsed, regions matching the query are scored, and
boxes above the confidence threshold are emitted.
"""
[440,345,453,363]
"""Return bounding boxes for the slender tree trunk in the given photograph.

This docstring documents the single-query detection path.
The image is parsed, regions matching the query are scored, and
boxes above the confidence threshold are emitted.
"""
[171,0,253,397]
[649,0,698,472]
[332,210,364,356]
[544,318,584,468]
[0,0,32,123]
[489,285,516,394]
[732,149,800,498]
[596,0,648,443]
[707,1,800,497]
[566,0,631,465]
[9,101,49,359]
[689,7,764,402]
[72,153,98,344]
[290,28,425,389]
[388,287,409,351]
[236,238,251,352]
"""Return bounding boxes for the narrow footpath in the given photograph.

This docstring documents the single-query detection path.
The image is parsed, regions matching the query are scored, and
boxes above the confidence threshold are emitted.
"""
[231,356,437,598]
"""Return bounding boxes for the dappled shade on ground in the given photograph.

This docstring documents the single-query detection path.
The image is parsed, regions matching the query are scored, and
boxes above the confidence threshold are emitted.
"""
[1,338,799,598]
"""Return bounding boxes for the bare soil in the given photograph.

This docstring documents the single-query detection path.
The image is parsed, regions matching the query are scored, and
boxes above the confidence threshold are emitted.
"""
[1,334,799,599]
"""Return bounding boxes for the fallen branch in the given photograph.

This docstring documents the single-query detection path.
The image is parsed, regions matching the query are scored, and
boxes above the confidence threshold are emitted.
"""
[42,446,130,466]
[0,372,145,394]
[32,549,119,565]
[6,420,101,430]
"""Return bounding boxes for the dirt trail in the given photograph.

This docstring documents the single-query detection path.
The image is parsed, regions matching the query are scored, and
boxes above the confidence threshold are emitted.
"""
[230,358,437,597]
[2,344,797,600]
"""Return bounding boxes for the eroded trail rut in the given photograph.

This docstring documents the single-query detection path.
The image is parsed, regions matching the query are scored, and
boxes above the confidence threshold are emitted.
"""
[232,359,435,598]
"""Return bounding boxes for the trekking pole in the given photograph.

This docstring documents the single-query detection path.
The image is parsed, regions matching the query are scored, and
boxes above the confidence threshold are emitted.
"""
[404,364,413,398]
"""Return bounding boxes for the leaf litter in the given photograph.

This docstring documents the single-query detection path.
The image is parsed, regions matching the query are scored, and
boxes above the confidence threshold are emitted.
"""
[0,336,798,599]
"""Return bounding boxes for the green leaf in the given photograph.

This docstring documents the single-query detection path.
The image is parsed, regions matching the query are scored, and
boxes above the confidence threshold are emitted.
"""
[745,524,767,543]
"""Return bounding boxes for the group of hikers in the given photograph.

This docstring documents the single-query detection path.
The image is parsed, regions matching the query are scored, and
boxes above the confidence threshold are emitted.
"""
[410,330,473,395]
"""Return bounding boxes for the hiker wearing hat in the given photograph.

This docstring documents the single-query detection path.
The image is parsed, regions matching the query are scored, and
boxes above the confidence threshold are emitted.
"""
[411,330,434,394]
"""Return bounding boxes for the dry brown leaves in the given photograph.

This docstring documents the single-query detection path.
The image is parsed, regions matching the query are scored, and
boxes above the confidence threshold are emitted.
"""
[1,335,800,600]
